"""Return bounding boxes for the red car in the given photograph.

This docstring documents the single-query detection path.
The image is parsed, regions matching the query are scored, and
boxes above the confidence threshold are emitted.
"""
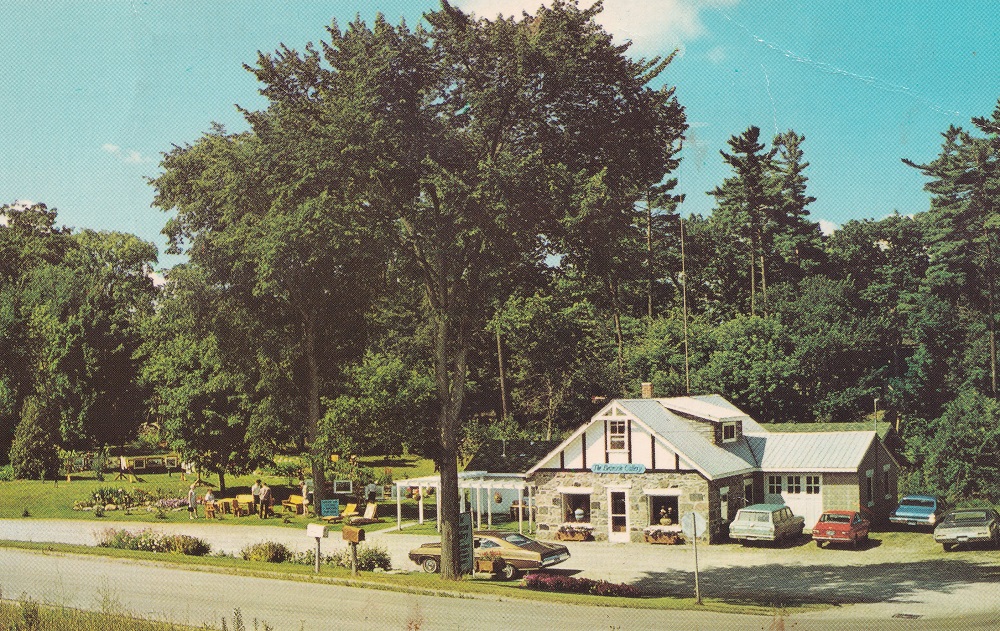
[812,510,870,548]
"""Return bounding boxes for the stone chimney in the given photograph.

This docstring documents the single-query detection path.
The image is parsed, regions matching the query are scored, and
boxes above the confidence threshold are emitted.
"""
[641,382,654,399]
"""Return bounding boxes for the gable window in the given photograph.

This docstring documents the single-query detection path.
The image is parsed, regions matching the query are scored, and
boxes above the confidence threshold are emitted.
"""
[722,422,737,443]
[608,420,627,450]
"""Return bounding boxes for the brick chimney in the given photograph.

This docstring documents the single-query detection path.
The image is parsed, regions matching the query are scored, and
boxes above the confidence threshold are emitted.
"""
[641,382,654,399]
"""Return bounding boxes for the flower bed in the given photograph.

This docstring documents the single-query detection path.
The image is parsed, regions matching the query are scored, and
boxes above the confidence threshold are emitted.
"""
[556,523,594,541]
[524,573,640,597]
[96,528,210,556]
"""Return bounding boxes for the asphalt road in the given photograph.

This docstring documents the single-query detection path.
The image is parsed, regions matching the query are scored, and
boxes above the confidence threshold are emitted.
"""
[1,519,999,630]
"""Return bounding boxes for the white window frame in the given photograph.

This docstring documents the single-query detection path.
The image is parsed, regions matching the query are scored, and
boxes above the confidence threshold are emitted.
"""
[608,419,627,451]
[786,475,802,494]
[720,486,730,521]
[768,475,782,495]
[722,422,737,443]
[805,475,821,495]
[883,464,892,500]
[865,469,874,507]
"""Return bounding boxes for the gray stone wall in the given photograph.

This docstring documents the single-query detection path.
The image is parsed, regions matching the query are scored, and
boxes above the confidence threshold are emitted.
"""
[531,470,734,543]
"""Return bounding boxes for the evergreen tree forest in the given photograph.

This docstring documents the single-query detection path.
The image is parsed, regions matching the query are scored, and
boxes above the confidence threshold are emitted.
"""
[3,1,1000,572]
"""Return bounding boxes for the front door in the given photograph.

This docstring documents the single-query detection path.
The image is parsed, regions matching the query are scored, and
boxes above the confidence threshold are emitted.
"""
[609,490,629,542]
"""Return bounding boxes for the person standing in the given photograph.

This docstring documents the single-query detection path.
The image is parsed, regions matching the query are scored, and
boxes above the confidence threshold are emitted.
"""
[300,477,310,516]
[258,482,271,519]
[187,484,198,520]
[251,479,261,514]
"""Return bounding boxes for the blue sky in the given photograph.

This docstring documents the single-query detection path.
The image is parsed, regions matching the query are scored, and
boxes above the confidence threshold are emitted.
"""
[2,1,997,270]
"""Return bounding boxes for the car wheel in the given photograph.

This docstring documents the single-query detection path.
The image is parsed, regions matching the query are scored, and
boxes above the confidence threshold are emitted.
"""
[815,540,824,548]
[501,563,519,580]
[942,543,954,552]
[421,557,440,573]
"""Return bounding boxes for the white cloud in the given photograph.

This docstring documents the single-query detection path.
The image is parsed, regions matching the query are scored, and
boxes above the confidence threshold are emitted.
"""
[818,219,838,236]
[706,45,726,63]
[101,143,151,164]
[455,0,737,54]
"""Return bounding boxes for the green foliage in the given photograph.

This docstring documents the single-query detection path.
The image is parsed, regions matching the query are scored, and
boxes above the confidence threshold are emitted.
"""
[96,528,211,556]
[239,541,292,563]
[9,396,59,480]
[0,464,13,481]
[326,542,392,572]
[923,391,1000,503]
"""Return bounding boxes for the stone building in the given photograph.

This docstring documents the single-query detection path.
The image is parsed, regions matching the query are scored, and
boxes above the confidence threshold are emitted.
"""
[521,393,899,544]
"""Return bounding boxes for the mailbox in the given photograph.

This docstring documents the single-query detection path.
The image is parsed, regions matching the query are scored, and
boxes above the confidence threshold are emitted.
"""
[306,523,328,538]
[342,525,365,543]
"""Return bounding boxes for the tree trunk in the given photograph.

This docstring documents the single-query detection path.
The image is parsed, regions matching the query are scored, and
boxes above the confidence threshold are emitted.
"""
[218,469,227,495]
[985,232,998,395]
[432,309,468,581]
[646,194,654,319]
[496,326,508,420]
[302,307,326,512]
[608,274,626,390]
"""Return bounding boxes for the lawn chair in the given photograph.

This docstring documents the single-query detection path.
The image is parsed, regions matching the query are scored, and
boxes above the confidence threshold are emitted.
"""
[204,501,218,519]
[234,494,255,517]
[322,502,358,523]
[349,503,383,526]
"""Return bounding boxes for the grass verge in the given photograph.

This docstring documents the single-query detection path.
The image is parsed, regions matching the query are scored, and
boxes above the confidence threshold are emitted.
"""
[0,539,830,616]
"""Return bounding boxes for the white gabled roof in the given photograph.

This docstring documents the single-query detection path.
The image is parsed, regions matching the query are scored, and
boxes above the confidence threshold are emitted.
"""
[749,431,876,472]
[658,395,768,434]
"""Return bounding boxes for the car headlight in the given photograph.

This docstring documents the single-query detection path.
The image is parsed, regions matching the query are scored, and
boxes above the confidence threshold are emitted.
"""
[928,514,936,525]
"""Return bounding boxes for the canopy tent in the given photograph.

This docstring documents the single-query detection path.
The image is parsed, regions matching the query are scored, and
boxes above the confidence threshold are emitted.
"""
[393,471,535,533]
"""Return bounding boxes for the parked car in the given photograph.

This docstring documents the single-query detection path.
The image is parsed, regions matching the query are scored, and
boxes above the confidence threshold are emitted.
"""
[811,510,870,548]
[890,495,947,528]
[408,530,571,579]
[728,503,805,544]
[933,508,1000,551]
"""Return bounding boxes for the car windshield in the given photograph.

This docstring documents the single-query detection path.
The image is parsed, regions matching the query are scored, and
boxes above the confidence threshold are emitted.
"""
[945,511,988,523]
[500,533,532,546]
[900,498,935,508]
[738,511,770,522]
[820,513,852,523]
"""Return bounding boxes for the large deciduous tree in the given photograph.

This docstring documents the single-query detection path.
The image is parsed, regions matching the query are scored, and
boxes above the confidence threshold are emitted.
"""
[243,0,686,578]
[151,122,382,507]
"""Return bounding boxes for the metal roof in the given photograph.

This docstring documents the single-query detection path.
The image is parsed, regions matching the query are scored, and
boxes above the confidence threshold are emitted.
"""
[618,399,758,480]
[657,395,768,434]
[749,431,876,472]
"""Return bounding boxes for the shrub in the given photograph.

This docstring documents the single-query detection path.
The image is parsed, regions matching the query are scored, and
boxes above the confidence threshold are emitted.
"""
[523,573,641,597]
[240,541,293,563]
[0,464,13,481]
[327,543,392,571]
[8,396,59,480]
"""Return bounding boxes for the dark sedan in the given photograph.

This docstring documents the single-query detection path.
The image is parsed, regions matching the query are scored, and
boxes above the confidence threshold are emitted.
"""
[409,530,570,579]
[933,508,1000,551]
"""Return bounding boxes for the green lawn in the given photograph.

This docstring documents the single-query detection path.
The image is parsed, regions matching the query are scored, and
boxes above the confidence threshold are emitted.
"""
[0,457,438,531]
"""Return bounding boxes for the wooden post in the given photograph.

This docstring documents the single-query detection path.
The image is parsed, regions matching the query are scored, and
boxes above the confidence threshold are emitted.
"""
[315,537,321,573]
[350,542,358,576]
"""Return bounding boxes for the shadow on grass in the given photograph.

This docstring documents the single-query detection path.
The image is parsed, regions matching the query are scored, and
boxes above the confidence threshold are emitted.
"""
[631,557,1000,606]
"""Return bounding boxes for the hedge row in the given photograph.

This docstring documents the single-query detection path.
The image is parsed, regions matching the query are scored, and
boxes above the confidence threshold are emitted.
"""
[523,573,641,597]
